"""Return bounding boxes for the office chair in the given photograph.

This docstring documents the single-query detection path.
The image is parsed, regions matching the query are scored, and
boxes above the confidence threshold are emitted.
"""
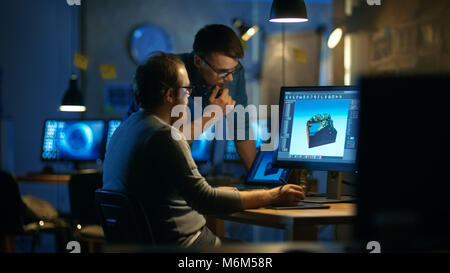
[67,172,105,252]
[0,171,70,253]
[94,189,155,245]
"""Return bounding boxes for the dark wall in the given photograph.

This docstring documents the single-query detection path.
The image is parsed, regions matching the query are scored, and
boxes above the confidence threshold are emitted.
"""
[0,0,81,174]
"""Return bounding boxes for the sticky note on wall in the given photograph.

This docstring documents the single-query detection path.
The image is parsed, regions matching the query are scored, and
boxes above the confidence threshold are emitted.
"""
[100,64,117,79]
[73,53,89,70]
[293,48,307,64]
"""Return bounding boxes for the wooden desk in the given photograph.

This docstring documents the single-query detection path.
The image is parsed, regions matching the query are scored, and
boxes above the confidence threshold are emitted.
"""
[18,174,71,184]
[17,169,99,184]
[209,203,356,241]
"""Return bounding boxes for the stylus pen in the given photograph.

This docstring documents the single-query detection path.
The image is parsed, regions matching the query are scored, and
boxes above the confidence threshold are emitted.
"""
[280,178,288,185]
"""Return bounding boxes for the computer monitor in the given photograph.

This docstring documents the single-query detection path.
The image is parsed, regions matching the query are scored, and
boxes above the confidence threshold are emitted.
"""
[106,120,121,149]
[191,125,215,163]
[41,120,106,161]
[273,86,360,172]
[223,119,268,162]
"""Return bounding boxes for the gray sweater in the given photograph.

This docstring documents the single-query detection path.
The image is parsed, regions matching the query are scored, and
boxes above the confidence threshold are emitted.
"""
[102,111,242,246]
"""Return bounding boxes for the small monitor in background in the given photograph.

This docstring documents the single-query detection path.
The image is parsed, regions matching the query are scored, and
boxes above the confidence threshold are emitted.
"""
[191,125,215,163]
[106,120,121,149]
[273,86,360,172]
[42,120,106,161]
[246,150,290,185]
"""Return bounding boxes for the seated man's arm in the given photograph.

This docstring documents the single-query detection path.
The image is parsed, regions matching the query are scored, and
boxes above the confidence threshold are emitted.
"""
[217,184,305,209]
[151,129,304,213]
[238,184,305,209]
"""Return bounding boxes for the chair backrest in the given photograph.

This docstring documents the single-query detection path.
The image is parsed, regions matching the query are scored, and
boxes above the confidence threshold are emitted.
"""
[68,172,103,225]
[94,189,155,245]
[0,171,25,234]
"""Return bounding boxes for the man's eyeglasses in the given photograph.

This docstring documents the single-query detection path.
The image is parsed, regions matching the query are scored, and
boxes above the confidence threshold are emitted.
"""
[180,86,194,96]
[202,58,242,79]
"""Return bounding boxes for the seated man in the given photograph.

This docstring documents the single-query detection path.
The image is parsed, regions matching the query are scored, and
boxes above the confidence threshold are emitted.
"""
[102,52,305,248]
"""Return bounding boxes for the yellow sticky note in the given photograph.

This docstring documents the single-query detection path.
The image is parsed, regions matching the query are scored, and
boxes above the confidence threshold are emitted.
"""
[73,53,89,70]
[293,48,307,64]
[100,64,117,80]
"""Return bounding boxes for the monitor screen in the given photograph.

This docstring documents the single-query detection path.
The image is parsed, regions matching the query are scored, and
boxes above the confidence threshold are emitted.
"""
[106,120,121,149]
[42,120,106,161]
[191,125,214,162]
[274,86,360,171]
[247,150,290,185]
[223,120,268,162]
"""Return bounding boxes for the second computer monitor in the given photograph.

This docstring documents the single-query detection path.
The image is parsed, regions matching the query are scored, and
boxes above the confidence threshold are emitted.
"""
[41,120,106,161]
[273,86,360,171]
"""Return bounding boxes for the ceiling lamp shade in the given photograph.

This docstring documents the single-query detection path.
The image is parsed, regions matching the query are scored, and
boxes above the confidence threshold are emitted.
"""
[269,0,309,23]
[59,74,86,112]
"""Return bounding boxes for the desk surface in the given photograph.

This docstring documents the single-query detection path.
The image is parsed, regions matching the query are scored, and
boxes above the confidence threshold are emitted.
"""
[216,203,356,229]
[17,169,99,184]
[17,173,72,184]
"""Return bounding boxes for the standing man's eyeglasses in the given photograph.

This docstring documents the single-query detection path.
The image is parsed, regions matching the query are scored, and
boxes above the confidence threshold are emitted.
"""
[201,57,242,79]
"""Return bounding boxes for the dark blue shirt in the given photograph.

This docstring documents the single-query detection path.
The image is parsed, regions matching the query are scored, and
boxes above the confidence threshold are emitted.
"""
[124,52,249,140]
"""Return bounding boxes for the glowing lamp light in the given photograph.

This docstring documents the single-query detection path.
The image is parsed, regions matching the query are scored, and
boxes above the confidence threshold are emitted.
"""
[328,28,343,49]
[269,0,308,23]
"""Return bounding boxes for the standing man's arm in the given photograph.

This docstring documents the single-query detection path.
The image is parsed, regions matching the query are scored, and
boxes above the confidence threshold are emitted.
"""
[179,86,236,142]
[231,68,256,171]
[235,140,257,171]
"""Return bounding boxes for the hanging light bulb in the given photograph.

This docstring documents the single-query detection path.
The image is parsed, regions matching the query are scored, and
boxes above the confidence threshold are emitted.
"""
[59,74,86,112]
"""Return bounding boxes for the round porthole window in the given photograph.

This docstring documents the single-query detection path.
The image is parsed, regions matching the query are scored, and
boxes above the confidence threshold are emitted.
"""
[129,24,173,64]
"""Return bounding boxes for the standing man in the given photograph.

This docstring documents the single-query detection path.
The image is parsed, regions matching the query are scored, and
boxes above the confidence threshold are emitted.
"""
[125,24,257,171]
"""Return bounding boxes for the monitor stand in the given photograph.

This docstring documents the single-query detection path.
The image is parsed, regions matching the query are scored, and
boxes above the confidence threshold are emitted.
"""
[303,171,355,204]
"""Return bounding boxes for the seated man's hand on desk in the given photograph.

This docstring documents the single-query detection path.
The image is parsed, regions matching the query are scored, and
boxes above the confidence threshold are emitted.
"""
[239,184,305,209]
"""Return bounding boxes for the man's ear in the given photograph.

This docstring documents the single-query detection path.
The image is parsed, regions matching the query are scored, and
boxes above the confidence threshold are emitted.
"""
[164,88,176,104]
[193,55,202,69]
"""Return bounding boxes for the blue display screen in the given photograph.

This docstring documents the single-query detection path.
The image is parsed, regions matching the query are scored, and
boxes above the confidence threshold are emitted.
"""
[42,120,106,161]
[247,151,290,184]
[275,86,360,171]
[191,125,214,162]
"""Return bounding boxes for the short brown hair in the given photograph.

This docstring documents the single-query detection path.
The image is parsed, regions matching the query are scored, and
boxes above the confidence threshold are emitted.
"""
[193,24,244,59]
[132,52,184,110]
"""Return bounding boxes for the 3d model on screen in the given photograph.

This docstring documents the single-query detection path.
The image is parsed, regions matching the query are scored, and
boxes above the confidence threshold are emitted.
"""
[307,113,337,148]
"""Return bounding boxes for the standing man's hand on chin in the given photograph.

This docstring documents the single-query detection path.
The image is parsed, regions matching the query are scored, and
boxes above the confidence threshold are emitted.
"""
[208,86,236,116]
